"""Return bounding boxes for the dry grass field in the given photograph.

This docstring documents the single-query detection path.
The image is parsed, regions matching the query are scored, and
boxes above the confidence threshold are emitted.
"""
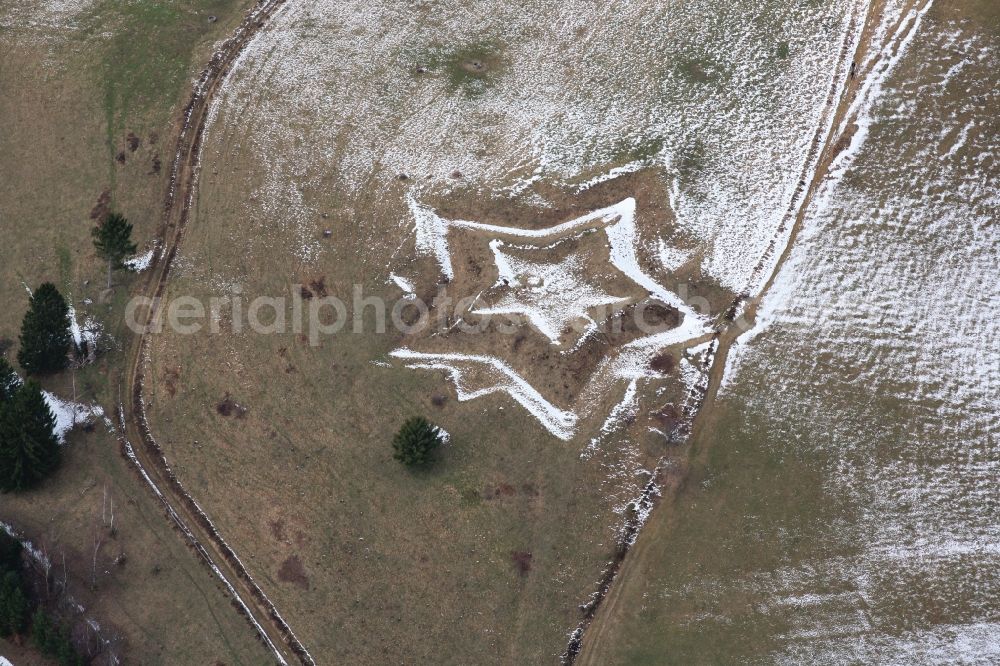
[141,0,863,661]
[2,0,994,662]
[0,0,273,662]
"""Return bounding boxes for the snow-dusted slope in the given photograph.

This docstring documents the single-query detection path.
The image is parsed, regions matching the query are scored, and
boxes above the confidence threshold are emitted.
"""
[722,7,1000,661]
[204,0,863,291]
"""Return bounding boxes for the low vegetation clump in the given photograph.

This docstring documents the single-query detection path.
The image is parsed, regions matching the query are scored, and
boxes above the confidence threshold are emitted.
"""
[392,416,444,468]
[0,357,61,492]
[17,283,71,375]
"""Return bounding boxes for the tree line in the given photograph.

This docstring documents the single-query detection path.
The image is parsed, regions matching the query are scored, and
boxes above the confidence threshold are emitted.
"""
[1,212,136,493]
[0,531,84,665]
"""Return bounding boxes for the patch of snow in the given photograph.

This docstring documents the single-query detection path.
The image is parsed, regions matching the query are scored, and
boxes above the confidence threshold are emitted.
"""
[942,119,973,160]
[576,159,650,191]
[66,302,101,349]
[125,247,157,272]
[389,272,415,296]
[582,379,639,459]
[0,369,102,443]
[656,239,689,272]
[390,349,578,440]
[472,248,629,344]
[0,521,51,570]
[42,391,104,443]
[409,193,454,280]
[434,425,451,445]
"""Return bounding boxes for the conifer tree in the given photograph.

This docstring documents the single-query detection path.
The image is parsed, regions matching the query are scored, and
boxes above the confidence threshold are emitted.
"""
[392,416,444,468]
[0,381,60,492]
[0,357,17,403]
[0,531,21,574]
[92,212,137,288]
[32,608,54,652]
[17,283,71,375]
[0,570,27,637]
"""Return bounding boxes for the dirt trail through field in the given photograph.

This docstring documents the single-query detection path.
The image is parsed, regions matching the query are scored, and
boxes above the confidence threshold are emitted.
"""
[571,0,933,661]
[115,0,314,664]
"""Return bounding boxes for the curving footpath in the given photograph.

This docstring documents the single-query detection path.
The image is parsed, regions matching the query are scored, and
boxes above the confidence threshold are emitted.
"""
[115,0,314,664]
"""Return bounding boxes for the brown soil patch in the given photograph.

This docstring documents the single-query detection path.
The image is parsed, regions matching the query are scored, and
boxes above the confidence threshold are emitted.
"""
[308,276,328,297]
[90,188,111,220]
[461,59,488,74]
[163,366,181,397]
[277,555,309,589]
[650,352,676,375]
[511,551,533,575]
[216,393,248,418]
[483,481,540,500]
[606,302,680,346]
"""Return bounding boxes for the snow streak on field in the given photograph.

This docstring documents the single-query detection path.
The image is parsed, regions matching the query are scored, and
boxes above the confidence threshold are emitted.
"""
[723,8,1000,661]
[206,0,861,291]
[0,0,93,30]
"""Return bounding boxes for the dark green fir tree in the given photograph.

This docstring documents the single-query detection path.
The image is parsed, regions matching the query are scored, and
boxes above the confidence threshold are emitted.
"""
[0,570,27,637]
[92,212,137,288]
[17,283,71,375]
[0,380,61,492]
[391,416,444,468]
[0,357,17,402]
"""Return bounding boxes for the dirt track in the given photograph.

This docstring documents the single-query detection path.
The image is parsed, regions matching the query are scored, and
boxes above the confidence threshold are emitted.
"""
[115,0,314,664]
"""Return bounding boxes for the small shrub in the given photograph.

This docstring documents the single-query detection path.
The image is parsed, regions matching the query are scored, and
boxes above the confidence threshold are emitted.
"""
[392,416,444,468]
